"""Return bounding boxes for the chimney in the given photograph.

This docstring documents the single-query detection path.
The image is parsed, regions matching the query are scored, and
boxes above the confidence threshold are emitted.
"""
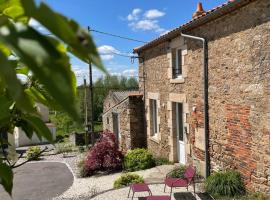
[192,2,206,19]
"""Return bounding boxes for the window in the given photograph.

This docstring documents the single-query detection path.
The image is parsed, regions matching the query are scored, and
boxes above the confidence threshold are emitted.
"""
[107,117,109,124]
[150,99,158,136]
[172,48,182,78]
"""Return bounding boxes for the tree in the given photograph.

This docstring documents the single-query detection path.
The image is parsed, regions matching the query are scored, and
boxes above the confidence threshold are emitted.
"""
[77,75,139,122]
[0,0,105,195]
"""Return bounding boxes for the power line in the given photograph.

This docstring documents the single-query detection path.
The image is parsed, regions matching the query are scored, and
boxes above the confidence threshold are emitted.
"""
[89,28,147,44]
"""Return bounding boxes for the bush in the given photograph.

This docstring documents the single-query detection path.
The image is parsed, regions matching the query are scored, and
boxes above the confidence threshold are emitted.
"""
[168,165,187,178]
[83,132,123,176]
[124,148,155,172]
[113,173,144,189]
[205,170,245,198]
[55,142,74,154]
[154,157,172,166]
[26,146,42,160]
[77,158,88,178]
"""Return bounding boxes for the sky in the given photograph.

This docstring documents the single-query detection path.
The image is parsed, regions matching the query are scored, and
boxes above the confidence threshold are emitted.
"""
[36,0,226,85]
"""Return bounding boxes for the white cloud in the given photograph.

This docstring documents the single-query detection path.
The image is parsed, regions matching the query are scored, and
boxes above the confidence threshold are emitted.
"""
[144,9,165,19]
[122,69,137,77]
[72,65,88,77]
[97,45,120,61]
[159,29,170,36]
[127,8,142,21]
[101,54,114,61]
[127,8,166,33]
[129,20,165,33]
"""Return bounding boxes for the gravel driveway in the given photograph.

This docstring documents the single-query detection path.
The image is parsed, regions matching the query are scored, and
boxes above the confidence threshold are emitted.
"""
[0,162,74,200]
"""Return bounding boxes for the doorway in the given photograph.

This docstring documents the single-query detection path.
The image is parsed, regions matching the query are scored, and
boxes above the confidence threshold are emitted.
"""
[175,102,185,164]
[112,113,120,145]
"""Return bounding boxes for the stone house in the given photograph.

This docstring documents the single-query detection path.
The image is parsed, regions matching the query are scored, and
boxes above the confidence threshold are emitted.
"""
[134,0,270,193]
[102,90,146,153]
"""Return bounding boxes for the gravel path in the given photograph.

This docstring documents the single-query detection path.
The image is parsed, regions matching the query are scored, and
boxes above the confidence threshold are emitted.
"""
[91,184,201,200]
[53,164,177,200]
[16,148,203,200]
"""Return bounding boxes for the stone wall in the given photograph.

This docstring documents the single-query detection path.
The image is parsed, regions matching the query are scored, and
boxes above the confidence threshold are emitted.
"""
[138,0,270,193]
[102,96,145,153]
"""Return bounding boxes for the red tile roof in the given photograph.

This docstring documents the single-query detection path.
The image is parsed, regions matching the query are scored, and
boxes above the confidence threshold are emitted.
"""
[134,0,255,53]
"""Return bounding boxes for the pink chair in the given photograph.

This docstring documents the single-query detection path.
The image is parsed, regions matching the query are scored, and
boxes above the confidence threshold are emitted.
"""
[164,166,196,196]
[128,183,152,200]
[147,195,171,200]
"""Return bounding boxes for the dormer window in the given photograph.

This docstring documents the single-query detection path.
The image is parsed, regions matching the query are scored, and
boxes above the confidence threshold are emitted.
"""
[172,48,183,78]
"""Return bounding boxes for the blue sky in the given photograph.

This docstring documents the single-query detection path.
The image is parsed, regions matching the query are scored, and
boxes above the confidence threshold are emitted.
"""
[38,0,226,85]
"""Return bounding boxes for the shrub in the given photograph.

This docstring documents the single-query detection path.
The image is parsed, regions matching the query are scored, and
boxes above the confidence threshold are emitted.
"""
[77,158,88,178]
[113,173,144,189]
[168,165,186,178]
[84,132,123,176]
[26,146,42,160]
[124,148,155,172]
[205,170,245,198]
[55,142,74,154]
[154,157,172,166]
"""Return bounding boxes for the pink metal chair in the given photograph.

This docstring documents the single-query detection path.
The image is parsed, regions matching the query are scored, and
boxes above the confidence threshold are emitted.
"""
[147,195,171,200]
[164,166,196,196]
[128,183,152,200]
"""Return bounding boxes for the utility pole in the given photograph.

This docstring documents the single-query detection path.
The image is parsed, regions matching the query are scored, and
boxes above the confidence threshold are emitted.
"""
[83,78,89,146]
[88,26,95,146]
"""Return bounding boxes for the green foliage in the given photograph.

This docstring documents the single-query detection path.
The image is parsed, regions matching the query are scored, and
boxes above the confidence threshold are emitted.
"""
[214,192,270,200]
[55,141,74,154]
[0,0,105,194]
[205,170,245,198]
[77,158,88,178]
[50,112,84,138]
[77,75,138,122]
[0,161,13,195]
[154,157,172,166]
[113,173,144,189]
[168,165,187,178]
[124,148,155,172]
[26,146,42,160]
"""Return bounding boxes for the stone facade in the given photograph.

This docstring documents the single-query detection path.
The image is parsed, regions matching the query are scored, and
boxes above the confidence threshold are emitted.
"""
[103,91,146,153]
[136,0,270,194]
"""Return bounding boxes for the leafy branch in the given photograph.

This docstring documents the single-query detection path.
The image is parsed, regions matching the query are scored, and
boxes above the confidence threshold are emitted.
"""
[0,0,106,195]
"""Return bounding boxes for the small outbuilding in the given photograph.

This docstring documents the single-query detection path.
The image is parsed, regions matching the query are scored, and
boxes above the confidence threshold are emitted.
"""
[102,90,146,153]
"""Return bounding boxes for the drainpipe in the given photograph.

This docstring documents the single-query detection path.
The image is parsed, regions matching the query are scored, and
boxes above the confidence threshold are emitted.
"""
[181,33,210,178]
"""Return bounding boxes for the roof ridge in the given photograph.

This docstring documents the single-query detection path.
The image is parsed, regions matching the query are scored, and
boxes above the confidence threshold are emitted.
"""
[134,0,254,52]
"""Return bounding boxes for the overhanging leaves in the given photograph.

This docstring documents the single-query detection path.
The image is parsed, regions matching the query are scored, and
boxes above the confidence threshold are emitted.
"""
[0,95,12,126]
[0,0,27,22]
[21,0,106,73]
[0,51,34,112]
[0,22,79,120]
[0,161,13,195]
[22,114,53,142]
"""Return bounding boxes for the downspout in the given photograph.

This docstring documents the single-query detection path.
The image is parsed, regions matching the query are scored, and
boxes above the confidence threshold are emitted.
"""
[181,33,210,178]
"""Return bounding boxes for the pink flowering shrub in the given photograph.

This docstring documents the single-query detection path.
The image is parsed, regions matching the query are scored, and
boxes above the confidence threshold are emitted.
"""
[83,132,123,176]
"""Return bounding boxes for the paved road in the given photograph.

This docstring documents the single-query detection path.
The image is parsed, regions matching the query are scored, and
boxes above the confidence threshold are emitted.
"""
[0,162,74,200]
